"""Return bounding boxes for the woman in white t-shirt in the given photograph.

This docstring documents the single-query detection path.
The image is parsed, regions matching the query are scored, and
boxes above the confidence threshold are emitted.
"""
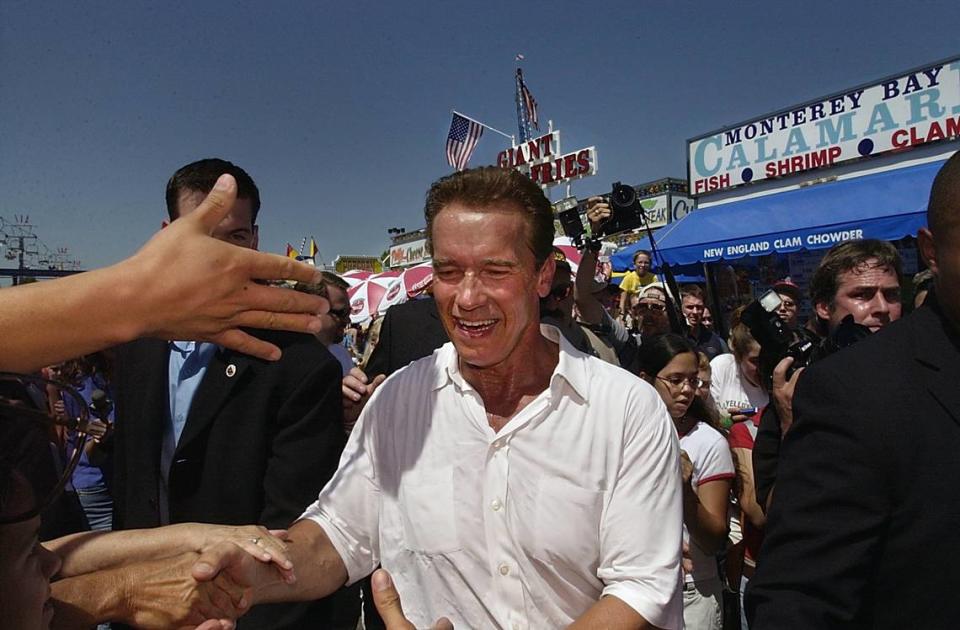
[639,334,734,630]
[709,322,769,428]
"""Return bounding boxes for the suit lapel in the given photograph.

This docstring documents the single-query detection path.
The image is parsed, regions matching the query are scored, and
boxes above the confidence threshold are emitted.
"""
[912,305,960,428]
[176,348,252,449]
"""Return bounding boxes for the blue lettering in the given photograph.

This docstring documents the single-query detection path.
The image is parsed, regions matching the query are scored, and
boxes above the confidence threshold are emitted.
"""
[922,65,943,87]
[782,128,810,156]
[756,136,778,161]
[726,144,750,169]
[906,88,945,125]
[724,129,741,146]
[694,135,723,176]
[816,112,856,147]
[863,103,897,136]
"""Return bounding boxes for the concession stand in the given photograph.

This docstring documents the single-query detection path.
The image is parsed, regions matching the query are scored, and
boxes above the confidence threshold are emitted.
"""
[657,55,960,329]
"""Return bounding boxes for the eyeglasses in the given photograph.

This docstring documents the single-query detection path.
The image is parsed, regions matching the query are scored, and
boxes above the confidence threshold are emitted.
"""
[0,372,108,525]
[656,375,704,390]
[549,283,573,300]
[635,302,666,313]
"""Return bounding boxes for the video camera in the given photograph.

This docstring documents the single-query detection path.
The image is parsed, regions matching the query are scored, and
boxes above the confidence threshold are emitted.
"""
[740,290,815,389]
[557,182,647,248]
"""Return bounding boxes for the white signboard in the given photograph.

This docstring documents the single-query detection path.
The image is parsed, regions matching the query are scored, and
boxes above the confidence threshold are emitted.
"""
[688,57,960,195]
[389,238,429,267]
[497,130,598,188]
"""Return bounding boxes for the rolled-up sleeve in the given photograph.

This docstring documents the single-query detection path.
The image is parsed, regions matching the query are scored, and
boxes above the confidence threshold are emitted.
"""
[598,389,684,629]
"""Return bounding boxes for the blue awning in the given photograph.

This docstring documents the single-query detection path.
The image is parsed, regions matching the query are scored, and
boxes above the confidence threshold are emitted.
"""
[651,160,944,266]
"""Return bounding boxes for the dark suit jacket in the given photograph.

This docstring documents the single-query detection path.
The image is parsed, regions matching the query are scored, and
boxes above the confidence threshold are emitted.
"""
[746,298,960,629]
[112,330,357,629]
[365,296,449,377]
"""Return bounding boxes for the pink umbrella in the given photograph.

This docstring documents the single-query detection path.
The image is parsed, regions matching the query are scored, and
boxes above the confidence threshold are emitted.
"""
[341,269,373,288]
[399,262,434,298]
[347,274,404,324]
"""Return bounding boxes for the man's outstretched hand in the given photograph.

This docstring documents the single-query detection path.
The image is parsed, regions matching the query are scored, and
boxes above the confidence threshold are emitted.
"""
[125,173,330,361]
[371,569,453,630]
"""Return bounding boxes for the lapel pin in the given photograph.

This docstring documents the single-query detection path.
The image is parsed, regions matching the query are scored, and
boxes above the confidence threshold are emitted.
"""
[225,364,237,378]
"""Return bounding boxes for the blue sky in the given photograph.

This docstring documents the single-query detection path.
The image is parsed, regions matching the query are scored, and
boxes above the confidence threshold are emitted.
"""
[1,0,957,270]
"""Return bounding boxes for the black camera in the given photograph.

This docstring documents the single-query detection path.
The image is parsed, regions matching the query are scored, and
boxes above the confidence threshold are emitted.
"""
[740,290,815,389]
[557,182,647,248]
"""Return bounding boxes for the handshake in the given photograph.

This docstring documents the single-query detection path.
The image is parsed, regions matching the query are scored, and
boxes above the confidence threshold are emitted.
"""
[52,523,452,630]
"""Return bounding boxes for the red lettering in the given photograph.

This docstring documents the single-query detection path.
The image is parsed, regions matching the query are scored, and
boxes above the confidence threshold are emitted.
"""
[765,163,777,178]
[828,146,841,162]
[577,149,590,174]
[720,174,730,187]
[527,140,540,161]
[563,154,577,178]
[497,151,509,168]
[927,121,945,143]
[791,156,804,172]
[947,116,960,139]
[891,129,909,148]
[514,145,527,166]
[909,126,924,145]
[540,134,554,156]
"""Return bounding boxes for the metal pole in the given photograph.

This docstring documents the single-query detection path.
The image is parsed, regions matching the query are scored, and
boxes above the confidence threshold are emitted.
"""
[451,110,514,141]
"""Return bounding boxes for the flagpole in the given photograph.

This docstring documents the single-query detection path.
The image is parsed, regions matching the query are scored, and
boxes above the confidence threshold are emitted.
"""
[452,110,514,143]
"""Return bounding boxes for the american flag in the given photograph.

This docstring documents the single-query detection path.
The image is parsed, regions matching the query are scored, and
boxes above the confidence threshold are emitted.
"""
[446,113,484,171]
[520,78,539,130]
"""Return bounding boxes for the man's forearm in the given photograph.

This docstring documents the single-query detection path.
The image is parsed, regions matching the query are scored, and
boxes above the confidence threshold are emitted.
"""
[249,519,349,605]
[568,595,655,630]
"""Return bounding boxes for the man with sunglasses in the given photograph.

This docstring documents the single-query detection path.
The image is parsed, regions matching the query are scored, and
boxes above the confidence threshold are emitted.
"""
[111,159,359,629]
[312,272,356,375]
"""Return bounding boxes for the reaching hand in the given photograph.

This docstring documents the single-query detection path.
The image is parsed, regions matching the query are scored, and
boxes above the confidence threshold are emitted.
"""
[189,524,295,584]
[124,173,330,361]
[342,367,386,431]
[114,552,247,630]
[371,569,453,630]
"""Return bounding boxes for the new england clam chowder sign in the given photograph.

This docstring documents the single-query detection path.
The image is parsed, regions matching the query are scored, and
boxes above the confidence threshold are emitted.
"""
[688,56,960,195]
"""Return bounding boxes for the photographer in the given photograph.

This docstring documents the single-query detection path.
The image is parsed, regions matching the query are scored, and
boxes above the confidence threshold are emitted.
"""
[751,240,902,511]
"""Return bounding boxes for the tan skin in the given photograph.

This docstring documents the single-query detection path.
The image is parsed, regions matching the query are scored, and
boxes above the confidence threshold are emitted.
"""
[727,341,762,424]
[814,258,902,333]
[642,352,730,558]
[193,202,659,629]
[0,174,329,372]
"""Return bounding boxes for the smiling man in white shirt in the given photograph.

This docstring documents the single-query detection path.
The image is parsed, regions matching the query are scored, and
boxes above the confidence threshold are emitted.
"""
[195,166,684,629]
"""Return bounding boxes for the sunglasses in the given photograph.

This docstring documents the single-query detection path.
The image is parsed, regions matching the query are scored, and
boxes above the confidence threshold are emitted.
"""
[635,302,666,313]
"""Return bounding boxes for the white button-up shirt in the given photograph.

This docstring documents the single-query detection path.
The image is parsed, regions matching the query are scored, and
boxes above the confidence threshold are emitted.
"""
[301,325,683,629]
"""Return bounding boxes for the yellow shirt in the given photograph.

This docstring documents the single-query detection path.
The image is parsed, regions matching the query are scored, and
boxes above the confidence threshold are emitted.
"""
[620,270,657,294]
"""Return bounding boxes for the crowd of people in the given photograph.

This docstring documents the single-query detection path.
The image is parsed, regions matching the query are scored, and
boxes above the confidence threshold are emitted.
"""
[1,151,960,630]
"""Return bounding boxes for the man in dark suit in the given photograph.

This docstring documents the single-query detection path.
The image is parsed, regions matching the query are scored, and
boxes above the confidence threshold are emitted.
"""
[746,151,960,629]
[112,158,357,628]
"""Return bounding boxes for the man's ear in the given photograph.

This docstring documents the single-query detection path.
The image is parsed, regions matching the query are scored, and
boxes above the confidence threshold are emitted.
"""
[252,225,260,251]
[814,300,832,321]
[918,227,938,275]
[536,255,556,299]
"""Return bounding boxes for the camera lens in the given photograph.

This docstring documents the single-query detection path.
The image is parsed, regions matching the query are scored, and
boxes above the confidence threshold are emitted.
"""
[611,183,636,208]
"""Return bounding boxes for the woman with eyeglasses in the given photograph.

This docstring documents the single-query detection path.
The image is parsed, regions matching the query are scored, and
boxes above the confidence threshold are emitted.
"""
[638,334,734,630]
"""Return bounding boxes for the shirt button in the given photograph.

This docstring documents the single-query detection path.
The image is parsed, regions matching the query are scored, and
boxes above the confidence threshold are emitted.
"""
[491,499,502,512]
[498,563,510,576]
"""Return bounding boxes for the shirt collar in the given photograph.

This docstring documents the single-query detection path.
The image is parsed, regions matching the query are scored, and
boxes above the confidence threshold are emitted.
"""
[431,324,590,402]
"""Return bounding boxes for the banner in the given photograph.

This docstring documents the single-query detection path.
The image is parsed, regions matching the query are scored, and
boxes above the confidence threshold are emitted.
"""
[688,57,960,195]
